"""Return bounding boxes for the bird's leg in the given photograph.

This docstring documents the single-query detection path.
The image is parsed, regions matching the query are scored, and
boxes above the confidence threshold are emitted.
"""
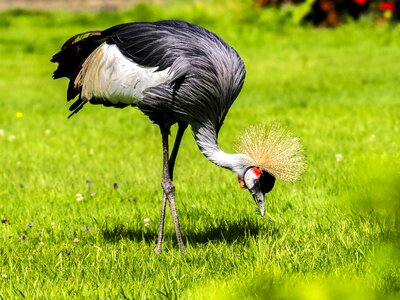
[155,195,168,254]
[169,123,188,179]
[157,125,186,254]
[155,123,187,254]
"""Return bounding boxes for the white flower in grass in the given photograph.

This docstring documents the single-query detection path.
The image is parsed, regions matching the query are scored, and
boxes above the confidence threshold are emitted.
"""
[2,274,7,279]
[73,238,79,243]
[335,153,343,162]
[75,193,84,201]
[144,218,150,227]
[191,204,196,208]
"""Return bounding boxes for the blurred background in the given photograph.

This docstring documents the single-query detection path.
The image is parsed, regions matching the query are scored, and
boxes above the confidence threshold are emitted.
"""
[0,0,154,10]
[0,0,399,26]
[0,0,398,299]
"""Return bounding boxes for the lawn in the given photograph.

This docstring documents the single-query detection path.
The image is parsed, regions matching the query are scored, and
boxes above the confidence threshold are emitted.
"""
[0,1,399,299]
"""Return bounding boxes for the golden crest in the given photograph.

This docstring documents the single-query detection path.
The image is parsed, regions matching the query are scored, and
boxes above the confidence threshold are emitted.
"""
[236,124,306,182]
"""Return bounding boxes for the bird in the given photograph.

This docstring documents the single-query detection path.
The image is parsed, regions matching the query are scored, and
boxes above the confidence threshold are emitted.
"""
[51,20,305,254]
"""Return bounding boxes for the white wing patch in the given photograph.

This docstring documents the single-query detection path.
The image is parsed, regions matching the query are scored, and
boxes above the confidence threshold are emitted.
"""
[75,43,172,105]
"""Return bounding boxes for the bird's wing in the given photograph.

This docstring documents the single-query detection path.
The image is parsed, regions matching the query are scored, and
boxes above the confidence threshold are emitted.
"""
[106,22,194,96]
[103,21,195,123]
[105,21,192,72]
[52,21,193,117]
[105,21,245,129]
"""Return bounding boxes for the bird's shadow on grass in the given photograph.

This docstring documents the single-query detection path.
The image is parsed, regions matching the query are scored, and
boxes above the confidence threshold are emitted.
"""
[101,217,280,246]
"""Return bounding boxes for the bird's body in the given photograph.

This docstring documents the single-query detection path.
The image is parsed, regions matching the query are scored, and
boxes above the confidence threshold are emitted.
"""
[53,21,245,142]
[52,20,304,253]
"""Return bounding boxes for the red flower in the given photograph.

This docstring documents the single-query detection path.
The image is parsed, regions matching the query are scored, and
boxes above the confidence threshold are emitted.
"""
[353,0,368,5]
[379,2,395,11]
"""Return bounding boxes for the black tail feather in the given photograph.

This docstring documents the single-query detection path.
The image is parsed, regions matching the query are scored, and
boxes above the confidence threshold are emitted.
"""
[67,76,80,100]
[51,30,106,107]
[60,31,103,51]
[51,31,104,81]
[68,97,87,119]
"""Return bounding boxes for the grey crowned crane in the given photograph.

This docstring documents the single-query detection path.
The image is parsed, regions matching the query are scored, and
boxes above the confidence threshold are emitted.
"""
[51,20,304,254]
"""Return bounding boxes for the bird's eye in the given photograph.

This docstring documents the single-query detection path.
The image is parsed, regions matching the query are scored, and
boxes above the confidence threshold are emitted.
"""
[244,168,261,190]
[253,179,260,188]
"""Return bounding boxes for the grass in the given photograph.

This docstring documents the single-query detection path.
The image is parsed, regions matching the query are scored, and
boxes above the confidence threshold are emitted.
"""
[0,1,399,299]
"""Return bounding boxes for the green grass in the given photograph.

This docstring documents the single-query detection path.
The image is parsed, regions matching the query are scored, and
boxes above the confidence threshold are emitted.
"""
[0,1,399,299]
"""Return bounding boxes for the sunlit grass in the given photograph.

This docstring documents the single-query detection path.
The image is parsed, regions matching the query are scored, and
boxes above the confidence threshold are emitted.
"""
[0,2,399,299]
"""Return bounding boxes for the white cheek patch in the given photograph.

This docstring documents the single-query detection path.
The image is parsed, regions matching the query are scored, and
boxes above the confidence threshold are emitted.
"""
[244,169,259,190]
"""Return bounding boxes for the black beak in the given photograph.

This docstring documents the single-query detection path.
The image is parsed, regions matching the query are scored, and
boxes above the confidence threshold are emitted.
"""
[252,186,265,217]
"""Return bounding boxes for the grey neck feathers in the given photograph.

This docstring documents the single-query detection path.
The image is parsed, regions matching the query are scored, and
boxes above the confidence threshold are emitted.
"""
[192,124,249,177]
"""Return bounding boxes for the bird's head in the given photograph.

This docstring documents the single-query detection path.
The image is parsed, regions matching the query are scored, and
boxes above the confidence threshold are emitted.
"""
[235,124,305,216]
[238,166,275,216]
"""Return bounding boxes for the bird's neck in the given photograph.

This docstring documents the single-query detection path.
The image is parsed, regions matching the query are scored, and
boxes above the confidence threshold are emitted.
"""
[192,124,248,177]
